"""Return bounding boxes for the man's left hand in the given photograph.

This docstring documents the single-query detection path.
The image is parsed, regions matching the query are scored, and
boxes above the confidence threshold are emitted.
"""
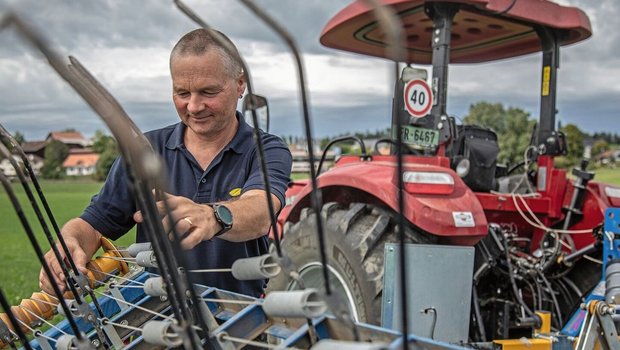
[133,192,220,249]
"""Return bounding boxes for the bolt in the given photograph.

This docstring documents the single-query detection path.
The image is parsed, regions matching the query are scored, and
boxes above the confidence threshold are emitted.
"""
[120,319,128,326]
[437,122,444,129]
[92,339,101,347]
[160,295,168,302]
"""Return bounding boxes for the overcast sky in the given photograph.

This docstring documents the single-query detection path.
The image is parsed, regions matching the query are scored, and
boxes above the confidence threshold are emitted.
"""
[0,0,617,142]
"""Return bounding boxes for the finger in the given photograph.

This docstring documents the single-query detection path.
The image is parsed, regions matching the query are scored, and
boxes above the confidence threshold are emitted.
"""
[71,248,90,275]
[174,217,194,236]
[39,268,56,295]
[44,250,66,284]
[180,232,202,250]
[161,214,171,233]
[47,256,67,290]
[39,264,65,295]
[133,210,143,223]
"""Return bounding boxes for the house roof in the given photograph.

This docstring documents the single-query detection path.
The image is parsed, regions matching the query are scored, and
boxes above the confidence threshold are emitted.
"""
[62,153,100,168]
[47,131,88,145]
[21,140,48,153]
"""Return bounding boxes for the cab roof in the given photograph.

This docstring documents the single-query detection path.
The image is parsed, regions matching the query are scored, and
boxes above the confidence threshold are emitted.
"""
[320,0,592,63]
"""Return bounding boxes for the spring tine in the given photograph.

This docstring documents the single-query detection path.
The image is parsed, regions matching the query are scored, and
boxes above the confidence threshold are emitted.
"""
[239,0,331,296]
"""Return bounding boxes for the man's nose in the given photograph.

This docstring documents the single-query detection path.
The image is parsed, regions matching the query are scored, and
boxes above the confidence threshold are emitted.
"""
[187,94,206,115]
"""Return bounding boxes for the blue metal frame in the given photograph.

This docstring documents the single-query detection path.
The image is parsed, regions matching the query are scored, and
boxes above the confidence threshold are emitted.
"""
[562,207,620,336]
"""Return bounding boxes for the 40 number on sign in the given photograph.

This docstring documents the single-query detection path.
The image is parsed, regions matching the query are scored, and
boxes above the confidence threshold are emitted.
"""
[404,79,433,118]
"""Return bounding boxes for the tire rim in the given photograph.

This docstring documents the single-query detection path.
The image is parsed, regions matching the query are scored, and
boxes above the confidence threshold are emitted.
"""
[286,262,360,322]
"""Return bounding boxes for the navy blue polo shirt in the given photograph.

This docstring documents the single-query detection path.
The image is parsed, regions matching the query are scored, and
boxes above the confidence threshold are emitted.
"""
[81,112,292,297]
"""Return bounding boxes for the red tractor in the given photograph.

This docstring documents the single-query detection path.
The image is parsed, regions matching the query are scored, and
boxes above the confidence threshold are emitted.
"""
[267,0,620,340]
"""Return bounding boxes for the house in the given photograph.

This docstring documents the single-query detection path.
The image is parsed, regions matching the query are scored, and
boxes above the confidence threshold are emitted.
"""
[0,154,44,178]
[20,131,90,161]
[0,155,21,178]
[46,131,90,149]
[62,150,99,176]
[21,140,48,159]
[594,149,620,166]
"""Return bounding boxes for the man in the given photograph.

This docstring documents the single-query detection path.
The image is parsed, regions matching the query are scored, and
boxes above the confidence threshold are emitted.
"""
[39,29,292,297]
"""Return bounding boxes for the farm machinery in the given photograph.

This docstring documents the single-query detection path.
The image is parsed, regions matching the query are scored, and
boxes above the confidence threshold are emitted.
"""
[269,0,620,343]
[1,0,620,349]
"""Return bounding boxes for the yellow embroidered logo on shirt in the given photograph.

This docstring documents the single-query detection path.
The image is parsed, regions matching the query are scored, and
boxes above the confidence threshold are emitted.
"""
[229,188,242,197]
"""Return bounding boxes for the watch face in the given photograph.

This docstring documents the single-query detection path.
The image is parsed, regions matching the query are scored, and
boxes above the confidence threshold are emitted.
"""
[215,205,233,226]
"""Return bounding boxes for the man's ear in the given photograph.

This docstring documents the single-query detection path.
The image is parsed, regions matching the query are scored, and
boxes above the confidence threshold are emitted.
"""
[237,74,247,96]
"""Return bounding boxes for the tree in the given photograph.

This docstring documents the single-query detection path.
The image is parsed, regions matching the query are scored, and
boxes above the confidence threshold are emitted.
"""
[41,140,69,179]
[93,148,118,181]
[13,131,25,145]
[591,139,609,158]
[463,102,506,133]
[559,123,585,167]
[91,130,119,181]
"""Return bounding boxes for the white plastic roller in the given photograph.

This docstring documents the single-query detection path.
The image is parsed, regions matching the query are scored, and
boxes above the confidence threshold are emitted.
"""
[55,334,76,350]
[143,276,167,297]
[231,254,281,280]
[135,250,158,268]
[56,299,78,318]
[262,289,326,318]
[127,242,152,257]
[141,320,183,348]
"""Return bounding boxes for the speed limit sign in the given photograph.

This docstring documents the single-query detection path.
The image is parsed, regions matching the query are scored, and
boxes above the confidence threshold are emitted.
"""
[404,79,433,118]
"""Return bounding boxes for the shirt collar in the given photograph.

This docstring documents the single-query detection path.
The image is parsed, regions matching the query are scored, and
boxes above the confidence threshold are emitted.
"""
[165,111,254,154]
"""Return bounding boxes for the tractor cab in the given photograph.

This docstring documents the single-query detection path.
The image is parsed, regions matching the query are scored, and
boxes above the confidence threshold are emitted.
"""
[320,0,591,193]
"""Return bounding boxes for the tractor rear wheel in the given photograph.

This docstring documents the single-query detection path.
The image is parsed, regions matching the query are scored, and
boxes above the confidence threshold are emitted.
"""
[266,202,433,325]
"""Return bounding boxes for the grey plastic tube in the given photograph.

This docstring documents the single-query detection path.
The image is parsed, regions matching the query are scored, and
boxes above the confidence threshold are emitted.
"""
[262,289,326,318]
[231,254,281,280]
[141,320,183,348]
[135,250,158,268]
[127,243,152,257]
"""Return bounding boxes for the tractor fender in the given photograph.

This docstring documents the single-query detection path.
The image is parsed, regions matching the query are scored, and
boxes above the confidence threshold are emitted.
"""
[279,160,487,246]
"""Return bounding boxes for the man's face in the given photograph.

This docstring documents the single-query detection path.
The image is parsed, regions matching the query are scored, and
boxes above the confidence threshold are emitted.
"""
[171,50,245,139]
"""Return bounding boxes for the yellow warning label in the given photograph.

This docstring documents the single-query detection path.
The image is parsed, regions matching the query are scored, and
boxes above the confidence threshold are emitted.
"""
[229,188,242,197]
[542,66,550,97]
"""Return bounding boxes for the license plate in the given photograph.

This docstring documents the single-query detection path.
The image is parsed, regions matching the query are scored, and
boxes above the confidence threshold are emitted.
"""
[395,125,439,148]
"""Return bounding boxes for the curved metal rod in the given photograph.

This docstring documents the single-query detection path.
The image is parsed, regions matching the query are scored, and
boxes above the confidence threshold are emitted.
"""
[173,0,284,259]
[317,136,368,175]
[65,57,206,350]
[0,171,85,341]
[0,124,81,280]
[0,289,33,350]
[1,13,203,349]
[0,142,109,345]
[358,0,411,346]
[239,0,332,296]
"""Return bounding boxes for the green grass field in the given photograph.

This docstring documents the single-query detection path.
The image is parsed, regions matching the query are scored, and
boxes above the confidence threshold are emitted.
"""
[0,179,135,304]
[0,168,618,304]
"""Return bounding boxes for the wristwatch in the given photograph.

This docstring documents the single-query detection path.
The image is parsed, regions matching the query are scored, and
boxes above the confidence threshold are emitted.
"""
[210,203,233,237]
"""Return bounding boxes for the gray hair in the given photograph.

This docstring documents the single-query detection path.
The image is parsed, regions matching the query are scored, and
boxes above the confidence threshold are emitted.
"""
[170,28,244,79]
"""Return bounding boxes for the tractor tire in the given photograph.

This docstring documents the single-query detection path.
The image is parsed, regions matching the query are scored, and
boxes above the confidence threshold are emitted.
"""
[266,202,433,325]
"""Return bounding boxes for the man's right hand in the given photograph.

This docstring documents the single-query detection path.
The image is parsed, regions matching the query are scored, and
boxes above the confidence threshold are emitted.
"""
[38,218,102,295]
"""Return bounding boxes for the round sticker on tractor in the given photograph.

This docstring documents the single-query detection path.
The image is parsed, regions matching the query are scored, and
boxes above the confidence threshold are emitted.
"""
[404,79,433,118]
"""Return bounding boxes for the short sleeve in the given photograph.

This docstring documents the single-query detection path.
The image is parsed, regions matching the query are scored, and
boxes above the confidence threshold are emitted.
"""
[80,156,137,240]
[242,133,292,210]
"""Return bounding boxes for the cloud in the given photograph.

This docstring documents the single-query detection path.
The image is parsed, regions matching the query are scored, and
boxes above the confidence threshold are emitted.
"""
[0,0,617,141]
